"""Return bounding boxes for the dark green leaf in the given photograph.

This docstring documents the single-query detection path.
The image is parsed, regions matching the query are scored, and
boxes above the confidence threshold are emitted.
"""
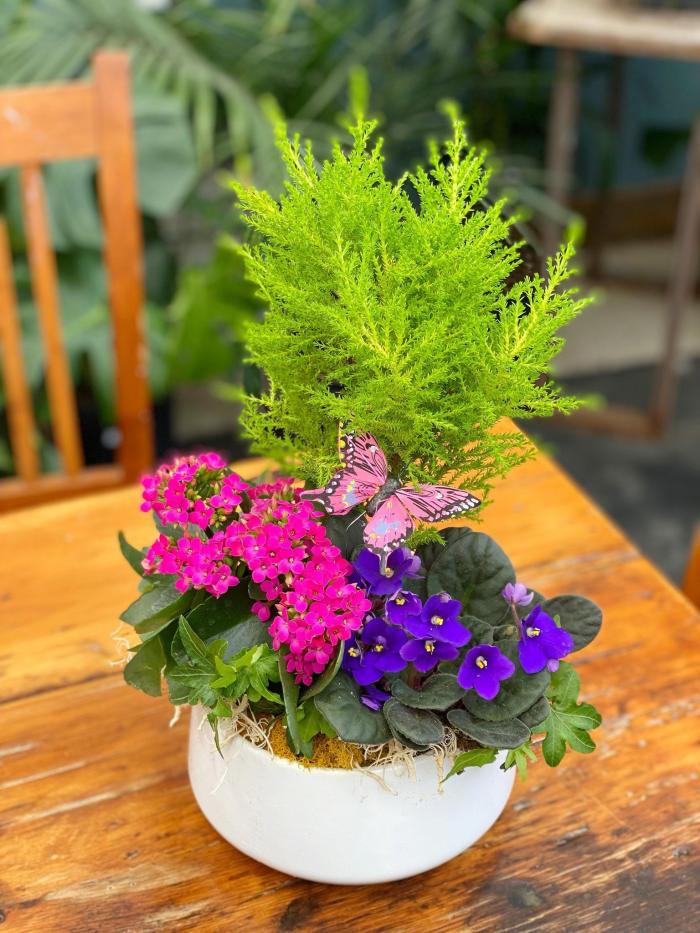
[464,615,496,645]
[171,589,270,664]
[278,653,302,755]
[120,583,192,638]
[417,527,473,571]
[178,616,210,666]
[463,638,550,722]
[323,513,366,560]
[443,746,497,780]
[124,636,165,697]
[447,708,530,749]
[518,696,551,729]
[542,595,602,651]
[118,531,146,576]
[391,673,464,711]
[314,671,391,745]
[383,699,444,748]
[427,532,515,623]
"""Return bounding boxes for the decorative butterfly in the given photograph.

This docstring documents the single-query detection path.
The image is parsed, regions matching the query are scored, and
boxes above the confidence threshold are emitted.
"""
[301,431,481,556]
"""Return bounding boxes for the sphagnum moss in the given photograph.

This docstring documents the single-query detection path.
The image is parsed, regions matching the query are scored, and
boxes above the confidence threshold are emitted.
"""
[233,114,590,503]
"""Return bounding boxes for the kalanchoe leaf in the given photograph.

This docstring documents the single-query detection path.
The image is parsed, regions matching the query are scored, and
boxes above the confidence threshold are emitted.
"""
[123,636,166,697]
[278,652,303,755]
[447,708,530,750]
[542,595,603,651]
[171,590,270,664]
[120,582,193,635]
[383,699,444,748]
[314,671,391,744]
[178,616,209,665]
[390,673,464,711]
[427,532,515,624]
[118,531,146,576]
[463,639,550,722]
[300,643,345,703]
[443,746,497,781]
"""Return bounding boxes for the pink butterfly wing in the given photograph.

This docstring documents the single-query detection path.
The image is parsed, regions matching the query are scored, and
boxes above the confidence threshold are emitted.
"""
[394,485,481,523]
[363,497,414,555]
[300,432,388,515]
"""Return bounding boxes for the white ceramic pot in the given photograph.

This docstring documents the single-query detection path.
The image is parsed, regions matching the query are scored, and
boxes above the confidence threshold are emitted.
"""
[188,705,514,885]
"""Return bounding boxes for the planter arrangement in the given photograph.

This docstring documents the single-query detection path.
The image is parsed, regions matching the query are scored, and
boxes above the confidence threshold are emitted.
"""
[118,115,603,884]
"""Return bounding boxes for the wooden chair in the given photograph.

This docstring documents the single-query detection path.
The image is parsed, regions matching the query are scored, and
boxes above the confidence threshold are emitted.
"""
[683,527,700,609]
[0,51,153,511]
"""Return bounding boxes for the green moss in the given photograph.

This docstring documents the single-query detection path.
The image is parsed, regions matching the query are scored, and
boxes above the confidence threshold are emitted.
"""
[232,114,590,501]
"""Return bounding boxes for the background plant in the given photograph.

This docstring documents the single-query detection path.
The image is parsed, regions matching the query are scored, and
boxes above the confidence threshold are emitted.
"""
[234,115,589,497]
[0,0,553,472]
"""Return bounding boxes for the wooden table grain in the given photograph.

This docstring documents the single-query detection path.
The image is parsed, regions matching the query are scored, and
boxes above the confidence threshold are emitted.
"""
[1,451,699,932]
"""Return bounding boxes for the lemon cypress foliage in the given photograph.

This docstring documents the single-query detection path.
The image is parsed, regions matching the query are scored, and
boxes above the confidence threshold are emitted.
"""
[233,116,589,497]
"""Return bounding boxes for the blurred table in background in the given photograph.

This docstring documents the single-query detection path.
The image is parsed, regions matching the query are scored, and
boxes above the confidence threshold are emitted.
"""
[509,0,700,436]
[1,446,699,931]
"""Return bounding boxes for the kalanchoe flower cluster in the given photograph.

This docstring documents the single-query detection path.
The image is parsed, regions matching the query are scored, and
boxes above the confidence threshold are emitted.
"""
[141,456,371,685]
[141,453,248,529]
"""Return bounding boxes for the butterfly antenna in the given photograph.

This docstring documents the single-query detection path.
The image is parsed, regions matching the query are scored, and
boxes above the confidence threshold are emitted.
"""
[346,511,366,530]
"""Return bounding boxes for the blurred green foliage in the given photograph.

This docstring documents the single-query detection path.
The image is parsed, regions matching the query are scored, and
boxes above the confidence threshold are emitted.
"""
[0,0,551,470]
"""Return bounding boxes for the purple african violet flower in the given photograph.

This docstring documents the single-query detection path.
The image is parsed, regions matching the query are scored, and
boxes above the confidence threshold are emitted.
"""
[353,547,421,596]
[457,644,515,700]
[360,684,391,710]
[386,590,422,626]
[343,617,408,685]
[403,593,470,646]
[400,638,459,673]
[502,582,534,607]
[518,605,574,674]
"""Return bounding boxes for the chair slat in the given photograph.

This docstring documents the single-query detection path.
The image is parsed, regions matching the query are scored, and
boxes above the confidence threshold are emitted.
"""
[94,53,154,481]
[0,219,40,481]
[20,164,83,475]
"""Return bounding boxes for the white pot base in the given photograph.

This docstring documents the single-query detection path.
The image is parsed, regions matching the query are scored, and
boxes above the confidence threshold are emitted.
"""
[188,706,514,885]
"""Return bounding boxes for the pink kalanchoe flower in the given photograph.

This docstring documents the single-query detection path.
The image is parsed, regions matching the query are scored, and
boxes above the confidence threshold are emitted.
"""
[141,455,370,683]
[140,453,249,531]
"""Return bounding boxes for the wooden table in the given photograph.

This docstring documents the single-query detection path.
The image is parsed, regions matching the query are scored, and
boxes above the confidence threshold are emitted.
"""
[1,452,699,932]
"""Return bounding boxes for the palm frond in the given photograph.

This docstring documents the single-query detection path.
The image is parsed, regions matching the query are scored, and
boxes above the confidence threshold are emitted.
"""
[0,0,270,169]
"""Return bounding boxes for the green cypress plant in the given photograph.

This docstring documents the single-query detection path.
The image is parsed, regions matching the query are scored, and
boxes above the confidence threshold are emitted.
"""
[232,114,589,501]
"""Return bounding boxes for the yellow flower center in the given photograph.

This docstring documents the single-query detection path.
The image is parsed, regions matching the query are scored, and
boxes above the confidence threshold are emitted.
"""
[476,655,488,669]
[373,644,384,653]
[395,596,405,605]
[430,615,444,626]
[348,647,360,658]
[425,641,436,654]
[526,626,541,638]
[384,567,394,578]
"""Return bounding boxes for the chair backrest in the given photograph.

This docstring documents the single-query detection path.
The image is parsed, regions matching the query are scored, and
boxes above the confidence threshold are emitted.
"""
[0,51,153,511]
